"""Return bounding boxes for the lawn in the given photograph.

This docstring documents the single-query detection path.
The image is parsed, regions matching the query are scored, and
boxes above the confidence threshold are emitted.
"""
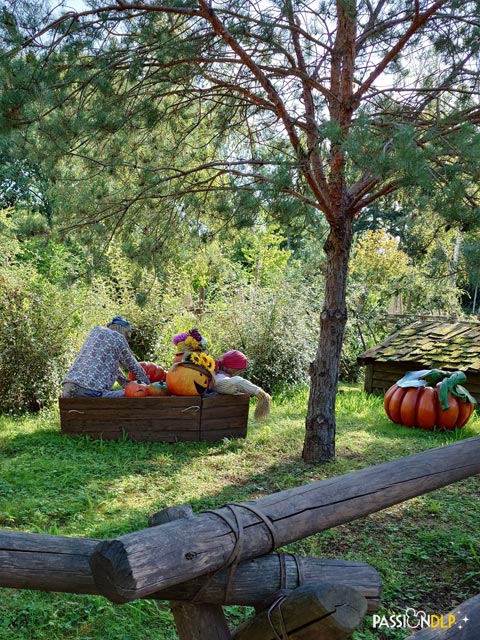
[0,386,479,639]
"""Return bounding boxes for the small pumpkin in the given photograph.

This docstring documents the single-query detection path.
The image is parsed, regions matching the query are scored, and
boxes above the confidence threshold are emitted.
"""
[128,361,166,383]
[148,381,169,396]
[125,380,150,398]
[384,369,476,431]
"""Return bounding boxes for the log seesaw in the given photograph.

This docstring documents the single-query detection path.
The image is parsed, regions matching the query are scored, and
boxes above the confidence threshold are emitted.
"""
[1,436,480,638]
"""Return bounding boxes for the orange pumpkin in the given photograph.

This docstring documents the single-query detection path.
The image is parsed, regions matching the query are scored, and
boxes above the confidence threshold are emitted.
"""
[166,362,211,396]
[128,362,166,383]
[125,381,150,397]
[384,369,476,431]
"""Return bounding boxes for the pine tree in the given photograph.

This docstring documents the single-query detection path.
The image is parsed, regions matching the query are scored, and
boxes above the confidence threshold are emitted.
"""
[2,0,480,462]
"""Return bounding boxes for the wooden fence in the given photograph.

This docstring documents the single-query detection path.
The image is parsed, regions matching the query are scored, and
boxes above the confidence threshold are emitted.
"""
[1,436,480,638]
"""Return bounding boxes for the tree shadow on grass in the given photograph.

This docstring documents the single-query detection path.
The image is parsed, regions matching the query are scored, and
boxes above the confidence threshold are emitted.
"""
[1,402,480,640]
[0,408,306,539]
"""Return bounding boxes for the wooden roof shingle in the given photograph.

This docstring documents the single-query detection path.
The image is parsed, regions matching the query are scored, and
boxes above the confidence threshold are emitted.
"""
[357,320,480,372]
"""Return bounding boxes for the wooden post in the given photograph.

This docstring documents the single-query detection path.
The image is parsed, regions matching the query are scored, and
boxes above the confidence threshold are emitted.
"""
[409,593,480,639]
[171,602,231,640]
[231,584,367,640]
[90,435,480,602]
[0,531,381,612]
[151,505,231,640]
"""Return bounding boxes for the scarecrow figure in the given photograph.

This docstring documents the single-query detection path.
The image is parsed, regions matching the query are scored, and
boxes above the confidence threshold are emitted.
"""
[213,349,271,420]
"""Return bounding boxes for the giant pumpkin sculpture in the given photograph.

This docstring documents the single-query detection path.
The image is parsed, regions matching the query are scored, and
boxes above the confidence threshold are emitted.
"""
[384,369,476,431]
[166,351,216,396]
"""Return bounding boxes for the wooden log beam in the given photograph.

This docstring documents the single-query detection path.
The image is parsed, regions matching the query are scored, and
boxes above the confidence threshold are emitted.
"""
[162,555,381,613]
[0,531,381,612]
[90,435,480,602]
[0,531,97,595]
[409,593,480,639]
[231,584,367,640]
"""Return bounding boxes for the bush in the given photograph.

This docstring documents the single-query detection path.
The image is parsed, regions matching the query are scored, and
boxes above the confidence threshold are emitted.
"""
[0,266,75,411]
[199,278,321,393]
[340,320,365,383]
[116,294,167,362]
[0,263,133,413]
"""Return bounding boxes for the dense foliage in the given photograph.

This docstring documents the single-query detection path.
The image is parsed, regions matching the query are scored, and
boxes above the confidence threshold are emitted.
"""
[0,203,470,412]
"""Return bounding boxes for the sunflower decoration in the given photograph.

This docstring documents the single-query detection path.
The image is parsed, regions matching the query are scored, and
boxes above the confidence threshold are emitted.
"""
[185,350,216,374]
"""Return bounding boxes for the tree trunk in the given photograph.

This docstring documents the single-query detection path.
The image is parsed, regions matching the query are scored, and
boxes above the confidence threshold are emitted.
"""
[449,229,462,289]
[303,216,354,463]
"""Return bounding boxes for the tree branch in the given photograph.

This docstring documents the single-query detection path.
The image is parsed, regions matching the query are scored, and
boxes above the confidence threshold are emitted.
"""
[353,0,451,108]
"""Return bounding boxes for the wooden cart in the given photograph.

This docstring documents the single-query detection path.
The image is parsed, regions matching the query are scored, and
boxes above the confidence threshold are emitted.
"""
[59,393,249,442]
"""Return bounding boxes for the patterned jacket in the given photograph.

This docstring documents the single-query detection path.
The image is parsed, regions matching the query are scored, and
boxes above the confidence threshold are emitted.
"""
[63,326,149,391]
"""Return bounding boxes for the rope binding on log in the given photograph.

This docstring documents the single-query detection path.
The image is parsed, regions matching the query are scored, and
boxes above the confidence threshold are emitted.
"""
[266,591,290,640]
[198,502,279,603]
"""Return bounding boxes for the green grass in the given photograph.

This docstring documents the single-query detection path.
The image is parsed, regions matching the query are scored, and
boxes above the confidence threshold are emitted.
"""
[1,386,480,639]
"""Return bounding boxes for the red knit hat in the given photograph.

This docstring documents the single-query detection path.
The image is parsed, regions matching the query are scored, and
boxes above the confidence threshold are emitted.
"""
[220,350,248,370]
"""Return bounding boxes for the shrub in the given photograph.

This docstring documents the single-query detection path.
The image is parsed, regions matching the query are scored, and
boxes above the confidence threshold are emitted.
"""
[199,278,321,393]
[340,319,365,383]
[0,266,75,411]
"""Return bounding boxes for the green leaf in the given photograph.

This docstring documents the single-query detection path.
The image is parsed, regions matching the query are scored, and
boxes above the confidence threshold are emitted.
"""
[438,377,450,411]
[437,371,476,410]
[446,371,467,387]
[395,369,449,388]
[451,384,477,405]
[421,369,451,386]
[395,370,430,387]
